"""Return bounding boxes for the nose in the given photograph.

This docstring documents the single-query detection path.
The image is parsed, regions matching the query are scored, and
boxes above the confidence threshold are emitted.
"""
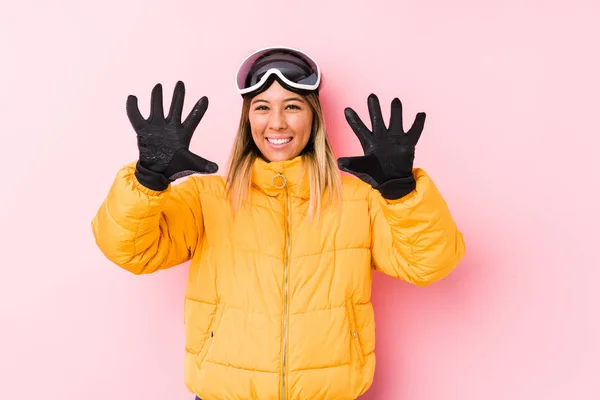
[268,109,287,131]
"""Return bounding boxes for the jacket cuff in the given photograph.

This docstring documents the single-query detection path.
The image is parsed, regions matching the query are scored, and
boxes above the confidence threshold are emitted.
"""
[375,174,416,200]
[134,161,171,191]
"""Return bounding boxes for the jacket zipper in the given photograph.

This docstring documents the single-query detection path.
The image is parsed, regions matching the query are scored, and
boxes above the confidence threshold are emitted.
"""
[276,172,291,400]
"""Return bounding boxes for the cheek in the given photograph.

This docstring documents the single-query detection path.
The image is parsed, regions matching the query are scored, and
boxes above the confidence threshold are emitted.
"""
[291,113,313,142]
[249,116,266,138]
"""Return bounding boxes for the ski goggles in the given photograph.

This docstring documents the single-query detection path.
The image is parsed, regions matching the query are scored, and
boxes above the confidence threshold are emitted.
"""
[235,46,321,96]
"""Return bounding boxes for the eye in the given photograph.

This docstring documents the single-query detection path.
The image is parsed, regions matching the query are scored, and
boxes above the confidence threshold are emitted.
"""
[254,105,269,111]
[286,104,301,110]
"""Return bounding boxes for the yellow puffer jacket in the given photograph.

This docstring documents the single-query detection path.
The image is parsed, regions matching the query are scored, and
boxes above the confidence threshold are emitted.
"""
[91,155,465,400]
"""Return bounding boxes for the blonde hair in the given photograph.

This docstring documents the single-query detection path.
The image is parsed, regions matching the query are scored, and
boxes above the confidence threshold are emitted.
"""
[225,92,342,218]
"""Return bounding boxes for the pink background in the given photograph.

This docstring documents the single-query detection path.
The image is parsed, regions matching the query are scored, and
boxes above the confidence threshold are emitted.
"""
[1,0,599,399]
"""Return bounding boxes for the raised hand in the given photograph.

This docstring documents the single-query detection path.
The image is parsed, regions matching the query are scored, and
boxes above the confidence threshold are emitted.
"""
[337,93,426,199]
[126,81,218,190]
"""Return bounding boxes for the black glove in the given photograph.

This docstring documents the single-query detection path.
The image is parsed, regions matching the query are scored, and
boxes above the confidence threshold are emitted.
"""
[126,81,218,191]
[337,94,426,199]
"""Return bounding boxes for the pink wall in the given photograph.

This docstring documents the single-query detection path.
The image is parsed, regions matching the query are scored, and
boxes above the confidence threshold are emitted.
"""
[1,0,599,399]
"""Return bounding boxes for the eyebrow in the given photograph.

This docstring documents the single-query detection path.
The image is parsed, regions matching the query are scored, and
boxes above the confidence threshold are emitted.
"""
[251,97,305,105]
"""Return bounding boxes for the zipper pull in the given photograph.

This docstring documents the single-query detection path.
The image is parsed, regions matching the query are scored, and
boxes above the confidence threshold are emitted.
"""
[272,172,287,189]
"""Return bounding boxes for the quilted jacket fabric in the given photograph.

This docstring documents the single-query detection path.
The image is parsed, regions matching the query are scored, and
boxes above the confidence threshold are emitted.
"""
[91,155,466,400]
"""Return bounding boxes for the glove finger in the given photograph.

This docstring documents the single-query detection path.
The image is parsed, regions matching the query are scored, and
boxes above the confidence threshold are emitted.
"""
[407,112,426,145]
[148,83,164,122]
[367,93,386,133]
[167,81,185,125]
[344,107,372,150]
[126,95,146,131]
[337,155,382,187]
[388,98,404,134]
[165,148,218,180]
[183,96,209,133]
[184,149,219,174]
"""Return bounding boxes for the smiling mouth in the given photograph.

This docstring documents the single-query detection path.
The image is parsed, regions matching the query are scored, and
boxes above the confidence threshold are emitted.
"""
[266,137,293,145]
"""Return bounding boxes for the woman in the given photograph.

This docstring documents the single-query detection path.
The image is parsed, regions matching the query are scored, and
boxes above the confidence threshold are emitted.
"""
[92,46,466,400]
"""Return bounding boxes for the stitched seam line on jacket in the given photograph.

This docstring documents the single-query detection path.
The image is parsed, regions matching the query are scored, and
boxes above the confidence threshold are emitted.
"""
[217,303,371,316]
[193,189,370,220]
[204,360,278,374]
[204,359,361,373]
[219,304,347,315]
[290,304,345,315]
[294,246,369,259]
[290,360,352,372]
[185,297,217,306]
[201,243,369,260]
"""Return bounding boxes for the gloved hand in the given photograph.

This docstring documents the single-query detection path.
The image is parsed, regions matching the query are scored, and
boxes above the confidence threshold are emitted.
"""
[337,93,426,199]
[126,81,218,191]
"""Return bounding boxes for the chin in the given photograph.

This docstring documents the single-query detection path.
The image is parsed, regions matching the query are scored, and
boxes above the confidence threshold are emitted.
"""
[263,151,299,163]
[267,154,290,162]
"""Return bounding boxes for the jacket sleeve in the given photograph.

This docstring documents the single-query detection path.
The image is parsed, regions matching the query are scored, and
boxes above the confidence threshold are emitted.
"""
[368,168,466,287]
[91,162,204,275]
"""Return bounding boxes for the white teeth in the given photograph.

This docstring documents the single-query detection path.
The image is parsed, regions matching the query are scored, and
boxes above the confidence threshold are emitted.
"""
[267,137,292,145]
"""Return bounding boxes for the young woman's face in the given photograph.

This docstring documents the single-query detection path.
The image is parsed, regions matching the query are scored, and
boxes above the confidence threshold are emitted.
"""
[248,81,313,162]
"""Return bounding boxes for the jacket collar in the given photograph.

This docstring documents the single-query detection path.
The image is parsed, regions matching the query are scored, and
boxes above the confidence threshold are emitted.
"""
[251,155,310,199]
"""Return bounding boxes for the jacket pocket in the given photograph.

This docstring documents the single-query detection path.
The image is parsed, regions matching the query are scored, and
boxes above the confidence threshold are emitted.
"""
[346,300,366,367]
[196,303,225,366]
